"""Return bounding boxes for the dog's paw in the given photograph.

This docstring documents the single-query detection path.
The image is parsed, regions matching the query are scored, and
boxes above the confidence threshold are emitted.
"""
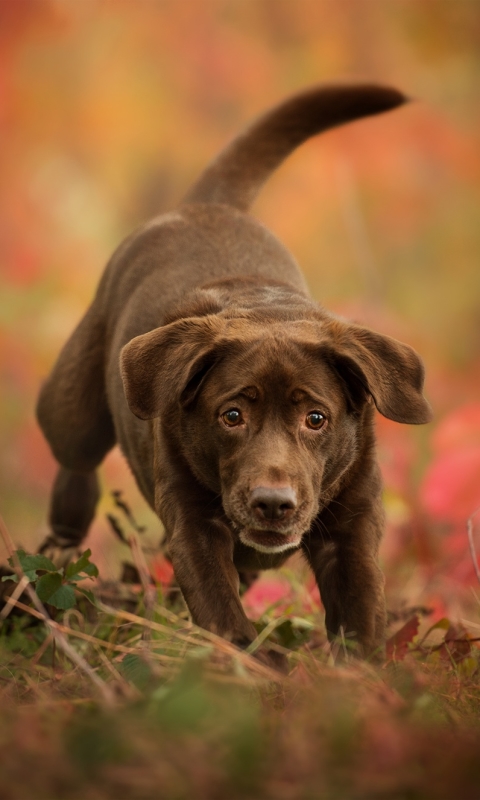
[37,535,80,569]
[254,647,289,675]
[233,634,289,675]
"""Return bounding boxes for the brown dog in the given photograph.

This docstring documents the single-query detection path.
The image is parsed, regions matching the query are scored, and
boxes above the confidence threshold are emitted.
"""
[36,85,432,669]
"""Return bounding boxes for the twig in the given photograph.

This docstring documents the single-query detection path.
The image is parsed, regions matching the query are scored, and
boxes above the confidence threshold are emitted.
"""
[414,637,480,654]
[154,602,192,627]
[245,615,287,655]
[127,534,156,641]
[94,646,142,700]
[0,574,30,620]
[23,673,49,701]
[31,632,54,667]
[99,602,199,646]
[467,507,480,586]
[0,513,116,706]
[460,618,480,631]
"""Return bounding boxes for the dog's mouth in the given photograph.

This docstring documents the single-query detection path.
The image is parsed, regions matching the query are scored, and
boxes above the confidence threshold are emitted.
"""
[239,527,302,554]
[224,493,314,554]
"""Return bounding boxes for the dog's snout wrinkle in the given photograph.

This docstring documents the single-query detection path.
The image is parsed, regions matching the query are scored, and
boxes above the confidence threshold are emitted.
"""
[249,486,297,522]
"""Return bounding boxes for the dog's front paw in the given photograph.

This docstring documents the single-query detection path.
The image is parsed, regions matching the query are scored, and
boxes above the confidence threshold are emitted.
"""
[37,535,80,569]
[253,647,289,675]
[233,635,289,675]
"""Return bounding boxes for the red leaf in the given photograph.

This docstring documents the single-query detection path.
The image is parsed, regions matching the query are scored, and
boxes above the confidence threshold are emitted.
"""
[438,622,474,663]
[386,615,419,661]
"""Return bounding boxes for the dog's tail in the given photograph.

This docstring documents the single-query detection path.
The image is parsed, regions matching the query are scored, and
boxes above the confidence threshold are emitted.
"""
[183,84,407,212]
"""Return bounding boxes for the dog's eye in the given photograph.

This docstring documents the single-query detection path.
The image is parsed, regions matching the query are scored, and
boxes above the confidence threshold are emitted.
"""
[306,411,326,430]
[221,409,243,427]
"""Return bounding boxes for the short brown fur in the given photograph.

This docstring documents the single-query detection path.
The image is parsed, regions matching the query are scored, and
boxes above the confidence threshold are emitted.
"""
[36,85,432,670]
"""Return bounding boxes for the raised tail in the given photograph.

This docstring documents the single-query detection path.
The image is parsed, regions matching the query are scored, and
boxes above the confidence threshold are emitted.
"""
[183,84,408,212]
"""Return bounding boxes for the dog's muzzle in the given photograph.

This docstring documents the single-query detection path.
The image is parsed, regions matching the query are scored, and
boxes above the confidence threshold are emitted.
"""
[225,482,313,553]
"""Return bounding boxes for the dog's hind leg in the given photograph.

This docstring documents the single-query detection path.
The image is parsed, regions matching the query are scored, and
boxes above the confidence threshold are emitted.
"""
[37,307,116,473]
[39,468,100,566]
[36,306,116,562]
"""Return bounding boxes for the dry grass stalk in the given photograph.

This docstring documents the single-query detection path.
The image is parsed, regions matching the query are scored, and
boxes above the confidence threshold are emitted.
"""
[8,597,183,664]
[245,615,288,655]
[467,508,480,585]
[127,533,156,640]
[98,602,283,681]
[31,632,55,667]
[94,646,142,699]
[6,595,277,688]
[0,574,31,621]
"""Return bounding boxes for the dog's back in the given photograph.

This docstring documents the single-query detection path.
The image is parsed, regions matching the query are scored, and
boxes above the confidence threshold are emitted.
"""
[100,85,407,340]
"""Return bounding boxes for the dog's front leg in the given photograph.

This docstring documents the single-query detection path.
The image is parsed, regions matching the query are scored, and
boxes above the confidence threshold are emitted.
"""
[160,492,287,673]
[169,516,255,643]
[303,517,386,659]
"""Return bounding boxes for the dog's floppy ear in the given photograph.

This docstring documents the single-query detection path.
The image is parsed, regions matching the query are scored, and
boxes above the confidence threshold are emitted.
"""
[324,322,432,424]
[120,315,226,420]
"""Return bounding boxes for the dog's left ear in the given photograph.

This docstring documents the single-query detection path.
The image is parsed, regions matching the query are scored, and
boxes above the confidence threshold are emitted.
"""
[324,323,432,424]
[120,315,226,420]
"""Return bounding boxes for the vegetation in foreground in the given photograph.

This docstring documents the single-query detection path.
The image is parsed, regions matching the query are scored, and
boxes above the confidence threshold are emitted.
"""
[1,527,480,800]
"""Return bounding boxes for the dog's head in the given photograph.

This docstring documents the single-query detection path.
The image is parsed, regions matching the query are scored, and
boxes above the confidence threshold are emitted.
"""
[121,310,431,554]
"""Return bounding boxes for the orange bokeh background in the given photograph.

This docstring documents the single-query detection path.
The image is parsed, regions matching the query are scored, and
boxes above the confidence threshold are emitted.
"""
[1,0,479,618]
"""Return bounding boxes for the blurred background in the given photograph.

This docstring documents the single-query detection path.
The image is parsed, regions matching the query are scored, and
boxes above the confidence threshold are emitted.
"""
[1,0,479,620]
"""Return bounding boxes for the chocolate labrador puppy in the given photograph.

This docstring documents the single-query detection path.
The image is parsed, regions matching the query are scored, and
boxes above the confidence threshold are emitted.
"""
[36,85,432,669]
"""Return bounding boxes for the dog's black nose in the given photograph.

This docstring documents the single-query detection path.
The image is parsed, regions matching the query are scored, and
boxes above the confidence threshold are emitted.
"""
[249,486,297,521]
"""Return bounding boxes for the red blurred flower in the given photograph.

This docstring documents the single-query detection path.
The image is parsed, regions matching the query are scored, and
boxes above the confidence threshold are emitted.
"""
[151,556,174,588]
[420,403,480,522]
[242,577,293,618]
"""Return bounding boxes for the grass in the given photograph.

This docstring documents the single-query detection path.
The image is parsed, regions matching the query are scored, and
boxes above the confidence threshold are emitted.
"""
[1,580,480,799]
[1,515,480,800]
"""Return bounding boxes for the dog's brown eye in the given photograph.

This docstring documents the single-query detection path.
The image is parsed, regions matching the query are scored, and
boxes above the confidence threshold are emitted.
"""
[221,409,243,427]
[306,411,326,430]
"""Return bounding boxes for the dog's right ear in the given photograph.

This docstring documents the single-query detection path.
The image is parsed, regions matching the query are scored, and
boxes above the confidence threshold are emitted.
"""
[120,316,226,420]
[322,322,432,425]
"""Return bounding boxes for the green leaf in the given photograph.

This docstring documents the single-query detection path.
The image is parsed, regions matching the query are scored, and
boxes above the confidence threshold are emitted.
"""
[37,573,76,609]
[65,549,99,581]
[81,562,99,578]
[1,570,36,584]
[120,654,153,691]
[36,572,63,602]
[75,587,99,607]
[9,550,57,574]
[1,573,18,583]
[47,584,76,610]
[272,619,311,649]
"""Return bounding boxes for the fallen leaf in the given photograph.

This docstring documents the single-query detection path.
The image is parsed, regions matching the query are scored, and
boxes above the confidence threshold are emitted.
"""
[386,615,419,661]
